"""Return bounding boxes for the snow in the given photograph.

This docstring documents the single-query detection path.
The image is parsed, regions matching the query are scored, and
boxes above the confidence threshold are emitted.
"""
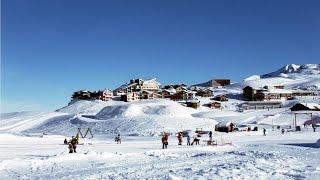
[1,64,320,179]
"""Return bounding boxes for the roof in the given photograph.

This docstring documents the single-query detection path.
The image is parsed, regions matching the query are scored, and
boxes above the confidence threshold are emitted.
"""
[216,121,234,127]
[300,103,320,110]
[243,101,282,105]
[262,89,293,94]
[143,78,161,86]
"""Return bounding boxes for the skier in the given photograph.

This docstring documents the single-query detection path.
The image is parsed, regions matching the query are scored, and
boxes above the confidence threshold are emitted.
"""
[68,143,74,153]
[281,129,285,135]
[115,133,121,144]
[187,134,191,146]
[71,137,78,153]
[263,128,266,136]
[312,124,316,132]
[162,133,168,149]
[177,132,183,145]
[192,134,200,145]
[64,138,68,145]
[209,131,213,140]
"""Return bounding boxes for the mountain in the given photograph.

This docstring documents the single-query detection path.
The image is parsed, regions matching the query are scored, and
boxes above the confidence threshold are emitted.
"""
[231,64,320,90]
[261,64,320,78]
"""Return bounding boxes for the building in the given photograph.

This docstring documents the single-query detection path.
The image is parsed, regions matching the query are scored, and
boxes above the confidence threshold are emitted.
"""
[212,94,228,102]
[210,101,221,109]
[120,92,141,102]
[215,121,236,133]
[243,86,293,101]
[292,90,317,97]
[91,89,113,101]
[170,91,189,101]
[241,101,282,110]
[214,79,231,87]
[140,90,159,100]
[290,103,320,111]
[72,90,91,100]
[161,89,176,99]
[114,78,161,96]
[196,89,214,97]
[186,100,200,109]
[192,79,231,88]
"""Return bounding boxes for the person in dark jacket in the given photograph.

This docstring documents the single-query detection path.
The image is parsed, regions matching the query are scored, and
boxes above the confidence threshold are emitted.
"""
[64,138,68,145]
[187,134,191,146]
[68,143,74,153]
[177,132,183,145]
[263,128,266,136]
[281,129,285,135]
[71,138,78,153]
[209,131,213,140]
[162,134,168,149]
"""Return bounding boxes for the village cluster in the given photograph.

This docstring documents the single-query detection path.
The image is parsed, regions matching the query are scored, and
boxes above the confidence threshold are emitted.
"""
[71,77,319,111]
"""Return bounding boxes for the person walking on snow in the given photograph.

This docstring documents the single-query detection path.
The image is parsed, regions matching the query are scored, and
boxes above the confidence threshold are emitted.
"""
[281,129,285,135]
[162,133,168,149]
[71,137,78,153]
[177,132,183,145]
[187,134,191,146]
[263,128,266,136]
[209,131,213,141]
[312,124,316,132]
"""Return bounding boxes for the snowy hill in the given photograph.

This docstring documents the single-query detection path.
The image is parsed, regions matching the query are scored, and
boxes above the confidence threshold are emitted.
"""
[1,100,217,136]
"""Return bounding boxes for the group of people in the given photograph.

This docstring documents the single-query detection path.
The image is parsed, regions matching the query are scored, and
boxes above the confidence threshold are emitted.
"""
[161,131,214,149]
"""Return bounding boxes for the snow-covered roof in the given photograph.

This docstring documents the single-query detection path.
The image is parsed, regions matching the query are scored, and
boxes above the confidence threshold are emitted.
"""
[162,88,176,94]
[216,121,234,127]
[262,89,293,94]
[300,103,320,110]
[143,78,161,86]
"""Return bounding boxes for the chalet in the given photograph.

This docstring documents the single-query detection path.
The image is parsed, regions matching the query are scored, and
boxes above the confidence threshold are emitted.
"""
[163,84,187,93]
[212,94,228,102]
[170,91,189,101]
[214,79,231,87]
[261,88,293,101]
[274,85,285,89]
[72,90,91,100]
[215,121,236,133]
[210,101,221,109]
[196,89,214,97]
[161,88,176,99]
[186,100,200,109]
[290,103,320,111]
[140,90,158,100]
[243,86,293,101]
[114,78,161,96]
[120,92,141,102]
[91,89,113,101]
[241,101,282,110]
[192,79,231,88]
[292,90,316,97]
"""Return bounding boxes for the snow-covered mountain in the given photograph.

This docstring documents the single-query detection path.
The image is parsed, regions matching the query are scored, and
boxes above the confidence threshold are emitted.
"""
[261,64,320,78]
[236,64,320,90]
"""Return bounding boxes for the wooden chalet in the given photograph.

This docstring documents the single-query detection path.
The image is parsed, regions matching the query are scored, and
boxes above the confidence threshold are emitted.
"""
[196,89,214,97]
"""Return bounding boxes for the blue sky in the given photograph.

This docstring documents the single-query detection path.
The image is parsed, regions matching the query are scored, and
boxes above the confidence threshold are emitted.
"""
[1,0,320,112]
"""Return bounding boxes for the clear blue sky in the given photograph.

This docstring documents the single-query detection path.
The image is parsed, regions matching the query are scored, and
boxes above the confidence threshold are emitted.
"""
[1,0,320,112]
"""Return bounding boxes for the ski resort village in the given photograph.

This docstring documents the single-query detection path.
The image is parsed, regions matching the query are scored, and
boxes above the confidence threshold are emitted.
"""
[0,64,320,179]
